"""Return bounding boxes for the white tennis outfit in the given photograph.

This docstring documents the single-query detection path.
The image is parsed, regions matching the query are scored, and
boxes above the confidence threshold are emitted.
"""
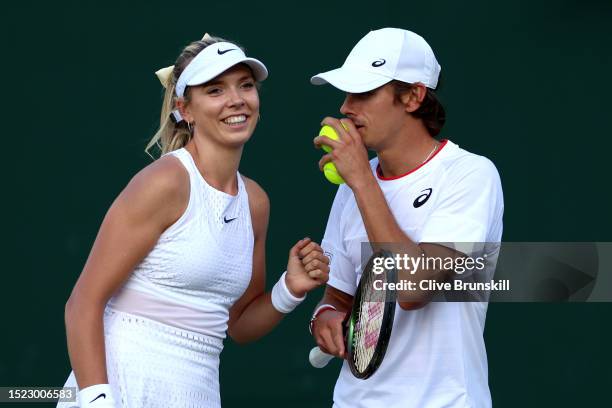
[58,148,254,407]
[322,140,504,408]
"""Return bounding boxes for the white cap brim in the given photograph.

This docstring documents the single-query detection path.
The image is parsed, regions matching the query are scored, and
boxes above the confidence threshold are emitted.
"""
[310,67,392,93]
[176,42,268,97]
[186,57,268,87]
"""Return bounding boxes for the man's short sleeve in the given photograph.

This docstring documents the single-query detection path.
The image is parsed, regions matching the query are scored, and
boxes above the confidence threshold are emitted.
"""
[419,156,504,252]
[321,186,357,296]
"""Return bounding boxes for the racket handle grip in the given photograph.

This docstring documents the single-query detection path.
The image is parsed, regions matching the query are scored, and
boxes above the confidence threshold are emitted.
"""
[309,346,334,368]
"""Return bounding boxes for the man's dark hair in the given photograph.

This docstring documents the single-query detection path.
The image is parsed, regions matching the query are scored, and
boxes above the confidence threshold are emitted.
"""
[391,78,446,137]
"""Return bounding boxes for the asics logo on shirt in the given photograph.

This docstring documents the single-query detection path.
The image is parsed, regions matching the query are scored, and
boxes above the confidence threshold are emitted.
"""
[224,216,238,223]
[413,188,432,208]
[372,59,386,67]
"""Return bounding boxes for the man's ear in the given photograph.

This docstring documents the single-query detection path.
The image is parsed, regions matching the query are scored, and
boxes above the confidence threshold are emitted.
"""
[176,98,193,123]
[401,83,427,113]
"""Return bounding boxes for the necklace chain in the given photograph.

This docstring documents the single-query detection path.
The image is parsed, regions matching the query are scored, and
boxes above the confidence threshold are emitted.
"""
[422,142,440,164]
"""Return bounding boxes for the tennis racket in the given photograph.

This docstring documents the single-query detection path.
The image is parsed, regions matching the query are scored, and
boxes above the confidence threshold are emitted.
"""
[309,250,397,379]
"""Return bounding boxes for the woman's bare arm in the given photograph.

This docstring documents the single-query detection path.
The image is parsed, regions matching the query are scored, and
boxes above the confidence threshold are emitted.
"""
[227,177,329,343]
[64,156,189,388]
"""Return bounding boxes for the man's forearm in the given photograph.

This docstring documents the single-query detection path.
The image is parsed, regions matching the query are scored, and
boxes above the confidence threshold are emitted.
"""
[351,180,460,307]
[352,179,421,255]
[316,286,353,314]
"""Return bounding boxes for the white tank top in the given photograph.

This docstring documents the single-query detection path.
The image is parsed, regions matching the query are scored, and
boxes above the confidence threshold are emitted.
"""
[108,148,254,340]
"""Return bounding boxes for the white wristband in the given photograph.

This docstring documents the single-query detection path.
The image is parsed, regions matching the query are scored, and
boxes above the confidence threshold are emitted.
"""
[271,271,306,313]
[78,384,116,408]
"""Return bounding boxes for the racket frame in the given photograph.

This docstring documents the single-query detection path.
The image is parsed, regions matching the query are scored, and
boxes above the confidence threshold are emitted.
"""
[346,250,398,379]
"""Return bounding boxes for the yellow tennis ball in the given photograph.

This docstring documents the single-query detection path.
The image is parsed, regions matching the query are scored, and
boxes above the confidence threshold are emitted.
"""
[319,125,339,153]
[324,162,345,185]
[319,123,348,153]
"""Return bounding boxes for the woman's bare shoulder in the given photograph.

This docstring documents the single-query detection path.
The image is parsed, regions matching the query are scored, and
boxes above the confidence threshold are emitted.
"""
[116,154,190,228]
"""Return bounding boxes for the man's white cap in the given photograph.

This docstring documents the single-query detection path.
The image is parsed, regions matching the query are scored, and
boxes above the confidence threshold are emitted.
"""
[176,41,268,97]
[311,28,441,93]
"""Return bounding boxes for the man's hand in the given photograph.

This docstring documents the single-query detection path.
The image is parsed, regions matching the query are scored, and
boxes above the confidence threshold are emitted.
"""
[312,309,347,358]
[314,117,376,191]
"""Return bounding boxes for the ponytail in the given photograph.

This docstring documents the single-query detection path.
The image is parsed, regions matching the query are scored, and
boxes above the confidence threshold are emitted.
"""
[145,77,192,157]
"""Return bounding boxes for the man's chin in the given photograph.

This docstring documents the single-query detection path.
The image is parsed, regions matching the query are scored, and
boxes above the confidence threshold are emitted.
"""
[359,132,373,149]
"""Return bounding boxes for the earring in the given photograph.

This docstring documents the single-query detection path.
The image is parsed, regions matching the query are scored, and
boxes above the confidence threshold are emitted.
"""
[187,121,193,134]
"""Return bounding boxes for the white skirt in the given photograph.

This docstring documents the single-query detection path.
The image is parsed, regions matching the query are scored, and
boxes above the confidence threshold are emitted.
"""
[58,308,224,408]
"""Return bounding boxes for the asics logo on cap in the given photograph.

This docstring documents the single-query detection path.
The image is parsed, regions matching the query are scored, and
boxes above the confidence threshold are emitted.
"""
[217,48,236,55]
[371,59,386,67]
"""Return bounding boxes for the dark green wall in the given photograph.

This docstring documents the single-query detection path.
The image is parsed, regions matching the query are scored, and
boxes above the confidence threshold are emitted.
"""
[2,0,611,406]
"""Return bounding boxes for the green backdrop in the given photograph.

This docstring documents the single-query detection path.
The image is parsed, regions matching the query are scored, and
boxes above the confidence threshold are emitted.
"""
[2,0,611,406]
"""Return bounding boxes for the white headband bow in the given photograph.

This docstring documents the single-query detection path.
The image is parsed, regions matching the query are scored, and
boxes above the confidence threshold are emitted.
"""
[155,33,210,123]
[155,33,213,89]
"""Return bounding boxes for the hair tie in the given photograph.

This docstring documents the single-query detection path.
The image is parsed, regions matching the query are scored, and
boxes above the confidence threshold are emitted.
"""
[170,110,184,123]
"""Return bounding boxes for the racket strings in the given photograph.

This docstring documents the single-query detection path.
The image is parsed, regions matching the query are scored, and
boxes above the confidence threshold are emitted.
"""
[352,263,387,373]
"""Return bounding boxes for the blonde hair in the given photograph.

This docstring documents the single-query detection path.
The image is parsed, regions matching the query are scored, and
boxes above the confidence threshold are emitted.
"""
[145,35,243,157]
